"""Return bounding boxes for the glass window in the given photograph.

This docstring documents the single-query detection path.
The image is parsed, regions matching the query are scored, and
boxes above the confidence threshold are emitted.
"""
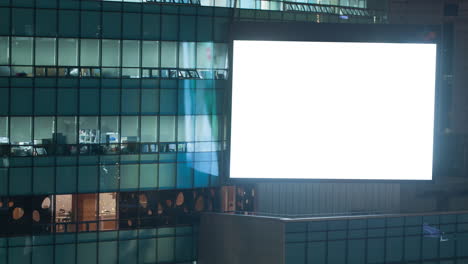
[34,117,55,145]
[57,116,77,144]
[214,43,228,69]
[142,41,159,67]
[197,42,214,68]
[10,117,32,144]
[179,42,196,69]
[11,37,33,65]
[178,115,195,142]
[161,41,177,68]
[159,116,175,142]
[58,38,78,66]
[0,37,9,64]
[80,39,100,67]
[100,116,119,143]
[121,116,139,143]
[122,40,140,67]
[0,117,7,144]
[97,166,117,192]
[195,115,212,141]
[141,116,158,142]
[102,39,121,67]
[35,38,56,66]
[79,116,99,144]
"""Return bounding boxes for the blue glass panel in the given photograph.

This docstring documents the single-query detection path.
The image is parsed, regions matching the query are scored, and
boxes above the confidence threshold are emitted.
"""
[36,10,57,36]
[77,243,97,264]
[121,89,140,115]
[367,238,384,263]
[57,89,78,115]
[32,246,53,264]
[34,89,56,115]
[175,236,193,262]
[194,162,210,188]
[58,10,79,37]
[9,167,32,195]
[456,233,468,257]
[138,238,157,264]
[118,240,137,264]
[0,89,8,115]
[0,8,10,35]
[404,236,421,261]
[159,163,176,189]
[55,244,76,264]
[328,241,346,264]
[141,89,159,114]
[123,13,141,39]
[8,247,30,264]
[101,89,120,115]
[98,241,118,264]
[157,237,175,262]
[180,16,196,41]
[0,169,7,195]
[347,239,365,264]
[142,14,160,40]
[177,162,193,189]
[285,243,305,264]
[12,8,34,36]
[56,166,77,193]
[80,89,99,115]
[78,166,98,192]
[386,237,403,262]
[33,167,54,194]
[102,12,122,38]
[160,89,177,115]
[161,15,178,41]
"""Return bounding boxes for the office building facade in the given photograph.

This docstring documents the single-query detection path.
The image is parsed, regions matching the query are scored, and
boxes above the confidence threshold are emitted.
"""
[0,0,385,263]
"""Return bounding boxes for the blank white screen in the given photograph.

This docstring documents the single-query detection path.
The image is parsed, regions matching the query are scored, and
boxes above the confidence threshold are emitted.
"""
[231,40,437,180]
